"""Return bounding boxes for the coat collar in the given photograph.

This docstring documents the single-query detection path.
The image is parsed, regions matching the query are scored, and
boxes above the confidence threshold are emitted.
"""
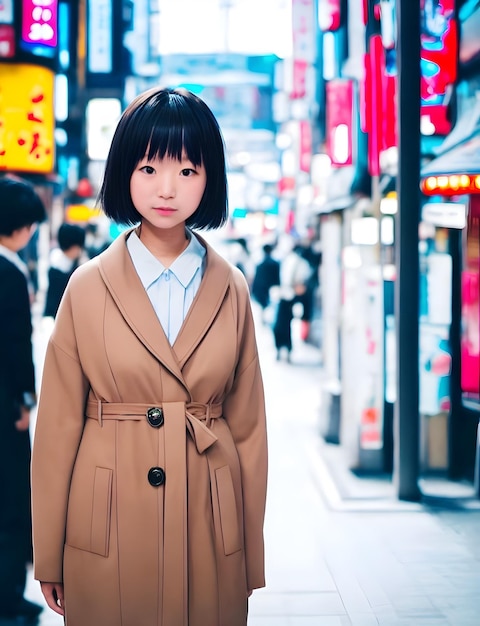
[98,230,232,386]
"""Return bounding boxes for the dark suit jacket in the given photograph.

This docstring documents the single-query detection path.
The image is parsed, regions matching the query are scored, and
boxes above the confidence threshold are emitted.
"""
[43,264,76,318]
[0,254,35,558]
[251,256,280,309]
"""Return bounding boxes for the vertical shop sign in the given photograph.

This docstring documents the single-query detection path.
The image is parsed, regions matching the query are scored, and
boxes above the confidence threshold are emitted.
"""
[87,0,112,73]
[0,0,13,23]
[0,25,15,57]
[299,120,312,173]
[420,0,457,135]
[318,0,341,31]
[21,0,58,49]
[360,269,384,449]
[291,0,315,99]
[0,1,14,58]
[326,79,353,166]
[461,197,480,400]
[0,63,55,173]
[365,35,384,176]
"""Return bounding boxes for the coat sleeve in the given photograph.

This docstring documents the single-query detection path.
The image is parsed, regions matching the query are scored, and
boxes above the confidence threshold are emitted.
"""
[31,287,89,583]
[223,277,268,591]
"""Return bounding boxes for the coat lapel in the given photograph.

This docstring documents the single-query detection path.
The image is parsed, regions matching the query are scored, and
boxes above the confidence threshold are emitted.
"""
[173,235,232,367]
[98,231,185,385]
[98,231,233,381]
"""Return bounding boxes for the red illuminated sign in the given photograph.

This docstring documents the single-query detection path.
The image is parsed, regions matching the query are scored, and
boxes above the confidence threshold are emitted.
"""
[291,59,307,99]
[326,79,353,167]
[22,0,58,48]
[420,0,457,135]
[461,197,480,398]
[364,36,384,176]
[318,0,341,32]
[299,120,312,173]
[0,25,15,58]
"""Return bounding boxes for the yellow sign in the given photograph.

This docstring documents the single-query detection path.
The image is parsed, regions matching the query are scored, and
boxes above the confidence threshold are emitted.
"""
[65,204,102,223]
[0,63,55,173]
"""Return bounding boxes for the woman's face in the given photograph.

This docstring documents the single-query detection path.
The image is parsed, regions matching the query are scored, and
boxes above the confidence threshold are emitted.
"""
[130,153,206,232]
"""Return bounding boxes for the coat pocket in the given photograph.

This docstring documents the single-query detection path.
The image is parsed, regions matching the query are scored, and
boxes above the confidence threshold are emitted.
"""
[66,466,113,557]
[214,465,241,556]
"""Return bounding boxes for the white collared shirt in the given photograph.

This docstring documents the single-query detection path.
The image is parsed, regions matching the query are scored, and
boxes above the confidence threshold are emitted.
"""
[127,230,206,345]
[0,243,30,279]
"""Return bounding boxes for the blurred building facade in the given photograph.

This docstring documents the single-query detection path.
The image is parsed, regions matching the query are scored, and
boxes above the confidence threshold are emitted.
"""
[301,0,480,493]
[1,0,478,494]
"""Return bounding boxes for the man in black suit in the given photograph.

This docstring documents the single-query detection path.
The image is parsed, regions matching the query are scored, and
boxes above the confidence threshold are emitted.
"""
[0,177,46,621]
[251,243,280,323]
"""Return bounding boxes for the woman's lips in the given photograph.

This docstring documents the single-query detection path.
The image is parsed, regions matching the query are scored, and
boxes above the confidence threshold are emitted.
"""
[154,207,175,214]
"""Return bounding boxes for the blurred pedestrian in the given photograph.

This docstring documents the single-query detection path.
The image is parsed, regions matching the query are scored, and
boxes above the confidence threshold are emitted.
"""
[296,242,321,342]
[43,222,87,318]
[84,220,112,259]
[229,236,254,285]
[31,87,268,626]
[0,177,46,621]
[251,243,280,323]
[272,242,312,362]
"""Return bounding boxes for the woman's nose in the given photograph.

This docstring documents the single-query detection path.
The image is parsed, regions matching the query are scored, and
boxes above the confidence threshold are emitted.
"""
[156,174,175,198]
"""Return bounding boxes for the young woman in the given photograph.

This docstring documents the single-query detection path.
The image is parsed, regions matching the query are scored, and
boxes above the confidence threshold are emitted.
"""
[31,87,268,626]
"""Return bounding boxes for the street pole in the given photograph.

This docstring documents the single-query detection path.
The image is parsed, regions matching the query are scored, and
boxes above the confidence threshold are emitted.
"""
[393,0,422,501]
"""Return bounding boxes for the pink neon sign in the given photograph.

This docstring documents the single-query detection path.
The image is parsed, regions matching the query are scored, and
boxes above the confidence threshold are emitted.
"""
[22,0,58,48]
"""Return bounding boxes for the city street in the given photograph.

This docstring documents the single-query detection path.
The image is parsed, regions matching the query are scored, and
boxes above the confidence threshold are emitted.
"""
[8,308,480,626]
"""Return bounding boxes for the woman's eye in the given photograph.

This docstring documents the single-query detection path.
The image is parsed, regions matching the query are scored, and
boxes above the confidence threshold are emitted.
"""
[180,168,195,176]
[140,165,155,174]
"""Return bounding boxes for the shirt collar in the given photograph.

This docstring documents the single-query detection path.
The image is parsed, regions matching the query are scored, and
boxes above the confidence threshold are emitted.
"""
[0,243,29,278]
[126,229,206,290]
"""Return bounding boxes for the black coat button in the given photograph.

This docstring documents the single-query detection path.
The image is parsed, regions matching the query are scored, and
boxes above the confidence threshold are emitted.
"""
[148,467,165,487]
[146,407,164,428]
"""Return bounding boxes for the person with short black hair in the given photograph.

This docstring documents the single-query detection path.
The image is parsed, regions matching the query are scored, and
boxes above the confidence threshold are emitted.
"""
[43,223,86,318]
[251,243,280,323]
[32,87,268,626]
[0,176,46,621]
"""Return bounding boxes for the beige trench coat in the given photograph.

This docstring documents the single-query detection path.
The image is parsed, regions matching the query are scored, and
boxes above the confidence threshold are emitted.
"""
[31,231,268,626]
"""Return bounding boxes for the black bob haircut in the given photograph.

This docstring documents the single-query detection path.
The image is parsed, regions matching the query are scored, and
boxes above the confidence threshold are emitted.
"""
[0,176,46,236]
[98,87,228,230]
[57,223,86,251]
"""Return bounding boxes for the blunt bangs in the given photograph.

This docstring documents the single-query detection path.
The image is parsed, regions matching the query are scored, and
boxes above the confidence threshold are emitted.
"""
[99,87,228,230]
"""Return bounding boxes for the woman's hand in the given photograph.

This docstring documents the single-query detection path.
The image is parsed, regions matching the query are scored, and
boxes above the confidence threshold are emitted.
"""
[40,582,65,616]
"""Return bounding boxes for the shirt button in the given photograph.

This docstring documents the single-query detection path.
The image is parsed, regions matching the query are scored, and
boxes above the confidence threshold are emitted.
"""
[164,271,170,281]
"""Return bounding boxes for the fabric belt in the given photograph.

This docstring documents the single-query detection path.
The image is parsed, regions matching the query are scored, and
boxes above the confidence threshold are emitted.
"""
[85,400,223,453]
[84,399,224,625]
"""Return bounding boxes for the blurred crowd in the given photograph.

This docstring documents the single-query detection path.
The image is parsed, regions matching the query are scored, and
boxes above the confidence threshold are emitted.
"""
[223,233,322,361]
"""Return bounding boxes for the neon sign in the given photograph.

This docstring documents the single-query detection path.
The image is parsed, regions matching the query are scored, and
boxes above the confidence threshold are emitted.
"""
[420,0,457,135]
[318,0,341,32]
[0,63,55,173]
[21,0,58,51]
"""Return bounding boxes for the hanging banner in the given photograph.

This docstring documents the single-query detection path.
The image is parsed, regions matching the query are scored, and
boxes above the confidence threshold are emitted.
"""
[0,63,55,173]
